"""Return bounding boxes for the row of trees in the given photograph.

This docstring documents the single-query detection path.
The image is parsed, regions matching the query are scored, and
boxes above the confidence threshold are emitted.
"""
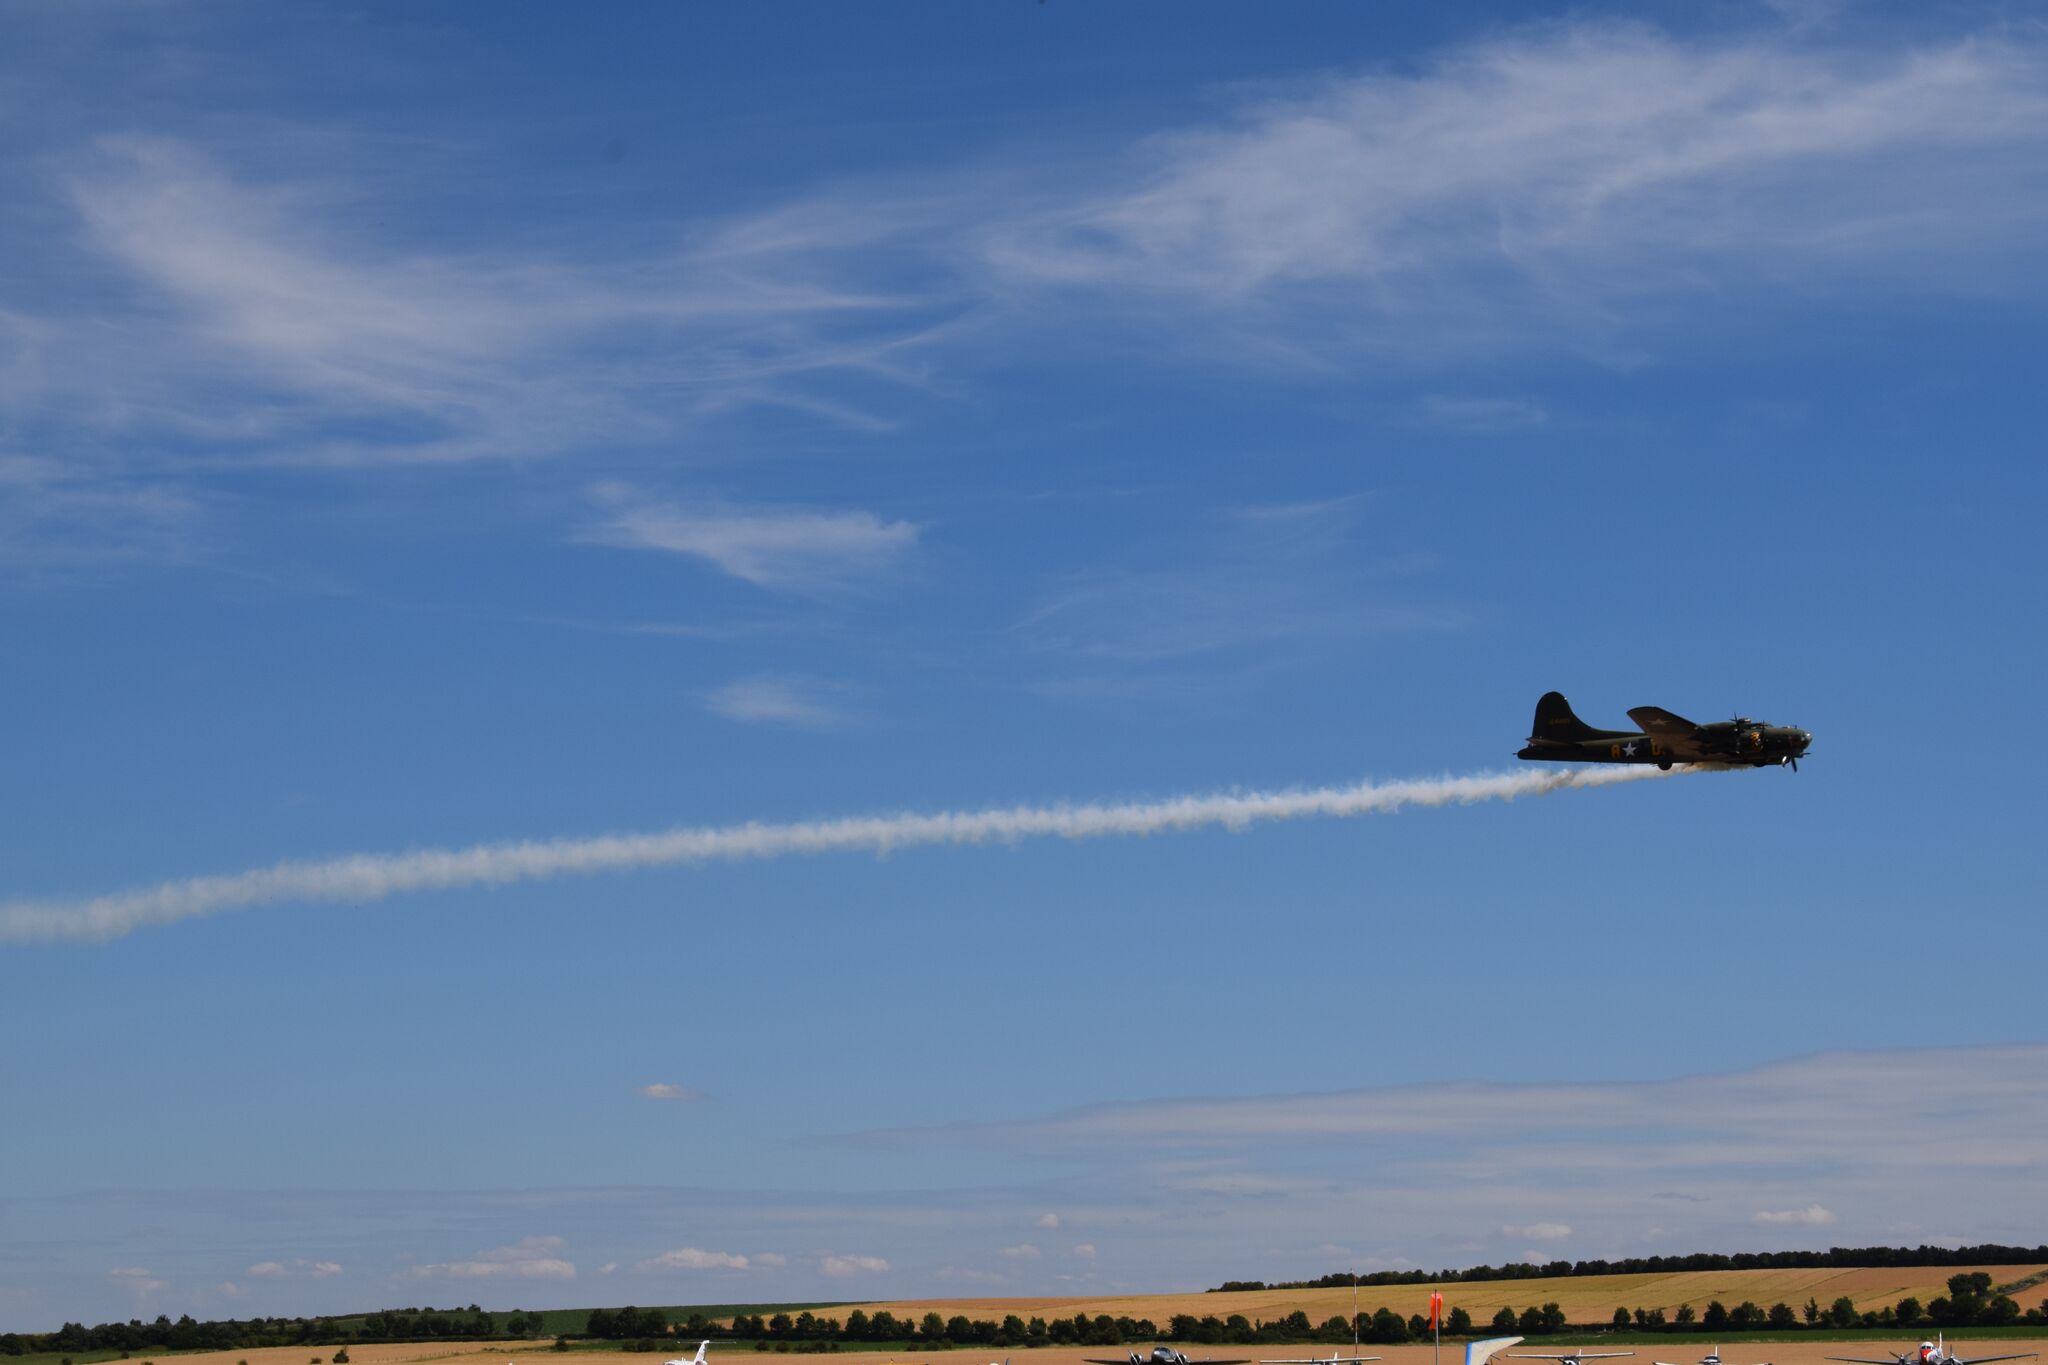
[1216,1245,2048,1293]
[9,1275,2046,1359]
[601,1308,1481,1347]
[1594,1276,2046,1334]
[0,1306,535,1357]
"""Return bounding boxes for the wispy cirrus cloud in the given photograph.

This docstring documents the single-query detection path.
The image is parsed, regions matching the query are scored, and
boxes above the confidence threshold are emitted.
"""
[842,1045,2048,1262]
[586,484,919,591]
[7,16,2048,590]
[0,454,202,570]
[888,1045,2048,1165]
[1413,395,1549,434]
[1019,495,1452,671]
[981,24,2048,360]
[706,675,858,730]
[16,135,938,472]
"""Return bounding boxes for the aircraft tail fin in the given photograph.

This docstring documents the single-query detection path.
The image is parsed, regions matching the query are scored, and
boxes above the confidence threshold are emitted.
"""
[1530,691,1600,743]
[696,1343,711,1365]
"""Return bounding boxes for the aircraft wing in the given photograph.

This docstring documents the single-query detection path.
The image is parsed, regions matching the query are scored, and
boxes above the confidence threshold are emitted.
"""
[1626,706,1706,752]
[1956,1355,2039,1365]
[1825,1356,1906,1363]
[1262,1358,1382,1363]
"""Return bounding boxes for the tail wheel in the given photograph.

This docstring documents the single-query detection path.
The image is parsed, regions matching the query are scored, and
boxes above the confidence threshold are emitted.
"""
[1657,760,1672,771]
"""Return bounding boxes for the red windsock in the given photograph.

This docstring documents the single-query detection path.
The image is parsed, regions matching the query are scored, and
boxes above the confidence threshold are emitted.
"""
[1429,1292,1443,1328]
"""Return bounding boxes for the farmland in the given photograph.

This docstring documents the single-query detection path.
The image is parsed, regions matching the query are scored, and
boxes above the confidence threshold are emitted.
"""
[16,1340,2048,1365]
[812,1263,2048,1332]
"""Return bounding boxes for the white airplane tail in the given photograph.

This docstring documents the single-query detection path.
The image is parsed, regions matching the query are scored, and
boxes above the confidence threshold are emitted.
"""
[695,1343,712,1365]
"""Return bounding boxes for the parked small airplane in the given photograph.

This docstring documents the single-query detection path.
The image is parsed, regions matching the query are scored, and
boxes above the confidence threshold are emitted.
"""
[1657,1347,1768,1365]
[1507,1351,1634,1365]
[665,1344,712,1365]
[1828,1336,2037,1365]
[1089,1351,1253,1365]
[1517,692,1811,770]
[1260,1354,1384,1364]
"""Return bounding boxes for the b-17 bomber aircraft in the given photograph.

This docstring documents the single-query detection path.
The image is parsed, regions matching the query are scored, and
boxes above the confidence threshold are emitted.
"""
[1089,1351,1253,1365]
[1517,692,1811,770]
[1828,1336,2037,1365]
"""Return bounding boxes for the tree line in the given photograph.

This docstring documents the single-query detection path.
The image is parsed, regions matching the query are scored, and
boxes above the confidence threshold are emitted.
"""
[1214,1244,2048,1292]
[1595,1276,2048,1334]
[0,1306,546,1358]
[8,1273,2047,1359]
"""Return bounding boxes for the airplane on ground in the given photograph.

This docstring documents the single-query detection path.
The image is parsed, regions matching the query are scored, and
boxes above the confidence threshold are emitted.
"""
[665,1344,712,1365]
[1088,1351,1254,1365]
[1507,1351,1634,1365]
[1260,1353,1384,1364]
[1827,1336,2038,1365]
[1656,1347,1768,1365]
[1517,692,1811,771]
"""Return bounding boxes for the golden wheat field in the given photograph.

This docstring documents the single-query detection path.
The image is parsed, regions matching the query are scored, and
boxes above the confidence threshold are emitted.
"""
[816,1263,2048,1328]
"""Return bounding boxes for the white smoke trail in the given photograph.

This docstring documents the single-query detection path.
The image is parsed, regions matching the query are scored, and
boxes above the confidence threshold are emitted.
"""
[1,765,1679,945]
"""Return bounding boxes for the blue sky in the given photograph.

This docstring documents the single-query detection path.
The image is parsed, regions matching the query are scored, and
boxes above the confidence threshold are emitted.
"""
[4,0,2047,1332]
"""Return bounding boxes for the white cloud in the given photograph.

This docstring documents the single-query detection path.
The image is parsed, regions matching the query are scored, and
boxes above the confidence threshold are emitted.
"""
[599,1263,618,1275]
[997,1243,1041,1259]
[109,1267,167,1295]
[754,1252,788,1268]
[847,1045,2048,1258]
[983,24,2048,358]
[819,1253,890,1277]
[34,137,928,469]
[587,485,918,591]
[246,1259,342,1279]
[639,1083,705,1101]
[1414,395,1548,434]
[413,1236,575,1281]
[706,676,856,730]
[916,1045,2048,1164]
[1753,1204,1838,1226]
[640,1247,754,1272]
[1034,1212,1061,1229]
[1502,1222,1573,1241]
[0,454,202,572]
[1071,1243,1098,1260]
[1020,496,1450,667]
